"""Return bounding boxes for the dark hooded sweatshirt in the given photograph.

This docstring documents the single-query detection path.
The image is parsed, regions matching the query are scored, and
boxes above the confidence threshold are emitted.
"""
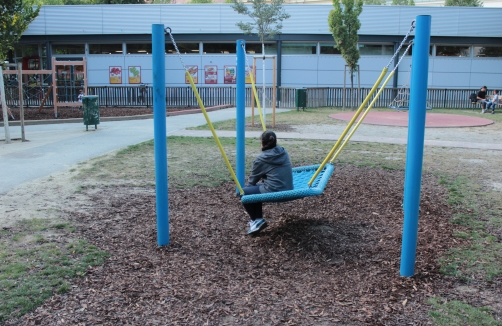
[247,146,294,194]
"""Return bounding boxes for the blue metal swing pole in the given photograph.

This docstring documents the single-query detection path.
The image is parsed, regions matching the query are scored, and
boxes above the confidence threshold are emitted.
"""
[152,24,169,246]
[400,15,431,277]
[236,40,246,192]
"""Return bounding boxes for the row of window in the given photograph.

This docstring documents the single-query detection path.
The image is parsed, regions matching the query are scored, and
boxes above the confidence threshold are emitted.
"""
[13,43,502,58]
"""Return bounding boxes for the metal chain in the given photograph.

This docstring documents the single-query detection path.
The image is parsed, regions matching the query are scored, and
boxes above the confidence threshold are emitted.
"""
[392,41,413,72]
[165,27,187,71]
[385,20,415,69]
[242,43,253,77]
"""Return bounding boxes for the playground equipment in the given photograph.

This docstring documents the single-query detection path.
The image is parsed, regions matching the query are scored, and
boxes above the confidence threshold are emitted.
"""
[389,64,432,111]
[153,16,431,278]
[165,24,415,203]
[242,45,267,131]
[246,53,277,129]
[52,58,88,118]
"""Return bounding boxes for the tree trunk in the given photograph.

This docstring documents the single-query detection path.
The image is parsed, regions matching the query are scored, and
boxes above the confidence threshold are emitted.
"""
[262,43,266,126]
[0,66,12,143]
[350,69,354,109]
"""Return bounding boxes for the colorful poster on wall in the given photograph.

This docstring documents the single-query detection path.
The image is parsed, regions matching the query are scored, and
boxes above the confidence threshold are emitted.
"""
[224,66,236,84]
[109,66,122,84]
[128,66,141,84]
[204,65,218,84]
[245,66,256,84]
[185,65,198,84]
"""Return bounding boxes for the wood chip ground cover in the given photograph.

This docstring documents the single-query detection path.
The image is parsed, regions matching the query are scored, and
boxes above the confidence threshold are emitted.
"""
[6,165,492,325]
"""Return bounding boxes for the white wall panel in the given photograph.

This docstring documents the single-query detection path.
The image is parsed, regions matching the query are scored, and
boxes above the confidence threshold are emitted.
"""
[45,6,103,35]
[23,5,502,37]
[317,56,346,71]
[317,70,346,86]
[103,6,161,34]
[359,6,399,36]
[281,70,318,87]
[431,72,471,88]
[282,56,318,70]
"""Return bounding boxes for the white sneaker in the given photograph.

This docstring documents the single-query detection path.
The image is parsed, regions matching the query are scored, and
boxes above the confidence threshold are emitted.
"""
[247,218,268,235]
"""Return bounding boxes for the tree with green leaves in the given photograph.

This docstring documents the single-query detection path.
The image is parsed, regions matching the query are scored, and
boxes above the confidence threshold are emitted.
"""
[363,0,386,4]
[391,0,415,5]
[0,0,40,61]
[445,0,482,6]
[231,0,290,125]
[328,0,363,108]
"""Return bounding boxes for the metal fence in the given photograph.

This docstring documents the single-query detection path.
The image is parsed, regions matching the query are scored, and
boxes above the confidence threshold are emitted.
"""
[3,85,481,109]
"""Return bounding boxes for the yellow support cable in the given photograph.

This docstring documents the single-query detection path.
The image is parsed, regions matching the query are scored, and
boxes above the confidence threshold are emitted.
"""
[186,71,245,195]
[249,71,266,131]
[307,67,389,186]
[329,71,395,163]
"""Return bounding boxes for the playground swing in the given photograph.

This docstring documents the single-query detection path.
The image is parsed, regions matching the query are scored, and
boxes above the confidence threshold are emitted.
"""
[166,22,414,204]
[242,43,267,132]
[389,64,432,111]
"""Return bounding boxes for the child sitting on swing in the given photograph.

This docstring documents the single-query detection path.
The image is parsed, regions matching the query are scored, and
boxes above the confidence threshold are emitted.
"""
[242,131,293,235]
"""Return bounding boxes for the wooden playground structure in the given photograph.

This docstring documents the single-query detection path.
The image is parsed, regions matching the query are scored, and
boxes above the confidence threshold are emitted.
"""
[1,58,87,118]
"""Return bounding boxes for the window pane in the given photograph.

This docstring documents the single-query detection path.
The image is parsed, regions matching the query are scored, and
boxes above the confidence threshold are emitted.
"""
[320,43,341,54]
[359,44,384,55]
[52,44,85,55]
[474,46,502,57]
[89,44,123,54]
[398,44,433,56]
[282,43,316,55]
[382,45,394,55]
[436,46,470,57]
[243,43,277,55]
[166,43,199,54]
[127,43,152,54]
[203,43,236,54]
[24,45,39,57]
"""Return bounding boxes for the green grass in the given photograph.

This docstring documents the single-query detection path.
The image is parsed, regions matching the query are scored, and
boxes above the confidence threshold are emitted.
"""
[189,107,502,131]
[428,298,501,326]
[74,136,407,189]
[437,175,502,282]
[0,219,108,323]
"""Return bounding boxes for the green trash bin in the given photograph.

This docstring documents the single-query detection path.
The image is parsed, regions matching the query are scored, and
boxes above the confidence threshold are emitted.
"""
[82,95,99,131]
[295,88,307,111]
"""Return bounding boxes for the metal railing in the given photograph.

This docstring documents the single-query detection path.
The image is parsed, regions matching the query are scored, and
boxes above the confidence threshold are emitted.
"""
[3,85,482,110]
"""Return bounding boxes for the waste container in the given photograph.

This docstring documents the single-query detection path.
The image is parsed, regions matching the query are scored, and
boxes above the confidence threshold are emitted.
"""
[82,95,99,131]
[295,88,307,111]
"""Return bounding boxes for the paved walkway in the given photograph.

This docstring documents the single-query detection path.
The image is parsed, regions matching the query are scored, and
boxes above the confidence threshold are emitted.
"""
[1,107,500,195]
[0,108,286,194]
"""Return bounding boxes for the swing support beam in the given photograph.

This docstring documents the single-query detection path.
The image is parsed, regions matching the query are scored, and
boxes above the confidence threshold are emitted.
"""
[400,15,431,277]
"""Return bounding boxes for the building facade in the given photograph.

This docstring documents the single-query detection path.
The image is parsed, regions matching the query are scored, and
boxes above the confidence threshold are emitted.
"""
[10,4,502,90]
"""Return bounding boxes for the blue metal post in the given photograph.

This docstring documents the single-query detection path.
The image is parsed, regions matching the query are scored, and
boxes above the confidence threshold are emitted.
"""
[152,24,169,246]
[400,15,431,277]
[236,40,246,192]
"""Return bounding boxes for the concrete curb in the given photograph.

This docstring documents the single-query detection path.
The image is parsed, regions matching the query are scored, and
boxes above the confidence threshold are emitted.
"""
[0,104,232,127]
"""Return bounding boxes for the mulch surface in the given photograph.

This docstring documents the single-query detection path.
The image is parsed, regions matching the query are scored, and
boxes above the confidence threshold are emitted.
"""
[8,166,463,325]
[1,107,200,121]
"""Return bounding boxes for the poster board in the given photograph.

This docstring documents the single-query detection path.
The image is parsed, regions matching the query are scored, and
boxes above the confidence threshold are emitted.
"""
[224,66,236,84]
[109,66,122,84]
[128,66,141,84]
[204,65,218,84]
[185,65,198,84]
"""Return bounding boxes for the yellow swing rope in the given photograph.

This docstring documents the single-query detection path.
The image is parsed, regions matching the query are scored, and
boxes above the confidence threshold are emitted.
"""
[307,21,415,187]
[167,28,244,195]
[242,44,266,131]
[307,67,388,186]
[328,42,413,164]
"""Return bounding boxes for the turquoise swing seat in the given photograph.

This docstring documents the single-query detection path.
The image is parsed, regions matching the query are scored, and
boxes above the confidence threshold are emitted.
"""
[240,164,335,204]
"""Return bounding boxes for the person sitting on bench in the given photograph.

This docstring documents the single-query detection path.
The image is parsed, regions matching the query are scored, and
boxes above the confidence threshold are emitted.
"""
[486,90,499,114]
[477,86,488,113]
